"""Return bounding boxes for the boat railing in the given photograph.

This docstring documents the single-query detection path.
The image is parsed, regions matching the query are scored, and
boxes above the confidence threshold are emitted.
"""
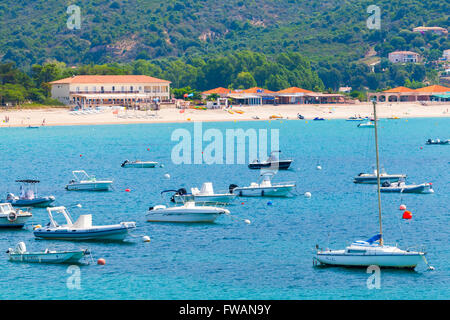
[270,181,296,187]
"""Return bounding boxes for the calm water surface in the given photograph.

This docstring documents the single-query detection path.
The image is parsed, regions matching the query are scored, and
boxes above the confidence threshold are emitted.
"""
[0,118,448,299]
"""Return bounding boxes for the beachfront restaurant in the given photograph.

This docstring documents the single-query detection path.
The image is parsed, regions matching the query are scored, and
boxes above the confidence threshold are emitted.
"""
[368,85,450,102]
[276,87,314,104]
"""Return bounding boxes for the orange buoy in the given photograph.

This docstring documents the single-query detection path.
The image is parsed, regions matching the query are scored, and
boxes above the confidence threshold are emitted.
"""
[79,154,82,157]
[399,204,407,210]
[97,258,106,265]
[402,211,412,220]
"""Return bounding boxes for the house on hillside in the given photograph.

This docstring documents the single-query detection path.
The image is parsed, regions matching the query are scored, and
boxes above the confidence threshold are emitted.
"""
[413,26,448,36]
[50,75,171,108]
[388,51,421,64]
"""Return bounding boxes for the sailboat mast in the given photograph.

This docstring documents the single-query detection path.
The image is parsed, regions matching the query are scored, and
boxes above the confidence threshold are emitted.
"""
[372,100,383,245]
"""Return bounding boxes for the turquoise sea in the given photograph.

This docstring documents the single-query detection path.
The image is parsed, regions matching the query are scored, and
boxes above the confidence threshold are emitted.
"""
[0,118,448,300]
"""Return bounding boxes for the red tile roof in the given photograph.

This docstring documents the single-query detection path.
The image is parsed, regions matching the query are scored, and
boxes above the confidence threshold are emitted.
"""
[50,75,170,84]
[202,87,231,95]
[414,85,450,93]
[277,87,314,94]
[383,86,416,93]
[241,87,275,94]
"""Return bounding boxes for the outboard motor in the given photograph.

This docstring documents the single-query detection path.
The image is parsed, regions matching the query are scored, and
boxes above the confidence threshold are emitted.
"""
[229,184,238,194]
[121,160,129,167]
[6,193,15,200]
[177,188,187,195]
[148,206,154,211]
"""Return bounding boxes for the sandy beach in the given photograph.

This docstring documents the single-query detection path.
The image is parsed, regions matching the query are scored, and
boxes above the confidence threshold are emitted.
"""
[1,102,449,127]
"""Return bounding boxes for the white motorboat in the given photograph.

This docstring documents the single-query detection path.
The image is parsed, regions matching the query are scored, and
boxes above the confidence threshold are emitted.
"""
[230,172,295,197]
[380,180,434,194]
[354,168,406,184]
[248,150,293,170]
[7,242,89,264]
[121,160,158,168]
[0,203,32,228]
[357,121,374,128]
[315,101,426,269]
[33,206,136,241]
[5,179,55,207]
[65,170,113,191]
[147,201,229,223]
[170,182,236,205]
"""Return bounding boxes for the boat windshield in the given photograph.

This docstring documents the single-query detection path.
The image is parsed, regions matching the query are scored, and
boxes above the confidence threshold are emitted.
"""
[0,203,13,214]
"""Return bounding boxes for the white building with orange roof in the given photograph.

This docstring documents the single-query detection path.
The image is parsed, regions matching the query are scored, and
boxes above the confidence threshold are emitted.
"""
[201,87,232,99]
[50,75,171,108]
[276,87,314,104]
[388,51,421,64]
[413,26,448,36]
[369,85,450,102]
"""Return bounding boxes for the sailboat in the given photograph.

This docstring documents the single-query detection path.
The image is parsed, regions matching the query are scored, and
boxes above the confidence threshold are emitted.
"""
[314,101,426,269]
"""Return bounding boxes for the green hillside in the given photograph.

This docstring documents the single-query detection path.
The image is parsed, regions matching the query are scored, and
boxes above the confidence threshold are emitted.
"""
[0,0,449,104]
[0,0,448,67]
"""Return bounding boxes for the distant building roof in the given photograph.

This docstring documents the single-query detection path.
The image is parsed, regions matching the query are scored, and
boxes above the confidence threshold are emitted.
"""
[414,85,450,93]
[50,75,171,84]
[241,87,275,94]
[389,51,420,55]
[413,26,448,33]
[277,87,314,94]
[202,87,231,95]
[383,86,416,93]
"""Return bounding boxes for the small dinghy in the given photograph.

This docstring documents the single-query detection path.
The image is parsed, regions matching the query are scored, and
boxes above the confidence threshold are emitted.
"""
[65,170,113,191]
[380,180,434,194]
[357,121,374,128]
[34,206,136,241]
[147,200,229,223]
[5,180,55,207]
[313,117,325,121]
[230,172,295,197]
[169,183,236,205]
[121,160,158,168]
[346,116,367,121]
[354,168,406,184]
[426,139,449,145]
[7,242,89,264]
[0,203,32,228]
[248,150,293,170]
[297,114,305,120]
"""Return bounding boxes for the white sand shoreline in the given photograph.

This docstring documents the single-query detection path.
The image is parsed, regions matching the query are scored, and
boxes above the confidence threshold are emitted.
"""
[1,102,449,128]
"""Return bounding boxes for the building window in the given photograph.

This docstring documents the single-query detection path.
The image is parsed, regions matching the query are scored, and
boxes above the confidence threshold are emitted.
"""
[112,86,115,92]
[93,86,96,92]
[130,86,133,92]
[121,86,125,92]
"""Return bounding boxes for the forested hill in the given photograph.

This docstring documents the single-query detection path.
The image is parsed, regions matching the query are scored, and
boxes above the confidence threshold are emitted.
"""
[0,0,448,68]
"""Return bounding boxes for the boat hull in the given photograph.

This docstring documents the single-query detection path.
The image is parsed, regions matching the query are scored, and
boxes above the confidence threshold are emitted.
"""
[33,226,132,241]
[8,251,85,264]
[0,215,32,228]
[248,160,292,170]
[65,182,112,191]
[353,176,405,184]
[233,185,294,197]
[172,194,236,205]
[146,208,224,223]
[315,252,423,268]
[380,184,433,194]
[122,162,157,168]
[7,197,55,207]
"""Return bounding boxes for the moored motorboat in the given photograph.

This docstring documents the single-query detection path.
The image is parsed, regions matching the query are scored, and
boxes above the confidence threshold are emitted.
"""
[65,170,113,191]
[147,200,229,223]
[33,206,136,241]
[169,183,236,205]
[354,169,406,184]
[7,242,89,264]
[313,117,325,121]
[426,138,449,145]
[121,160,158,168]
[230,172,295,197]
[248,150,293,170]
[0,203,32,228]
[380,181,434,194]
[5,180,55,207]
[357,121,374,128]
